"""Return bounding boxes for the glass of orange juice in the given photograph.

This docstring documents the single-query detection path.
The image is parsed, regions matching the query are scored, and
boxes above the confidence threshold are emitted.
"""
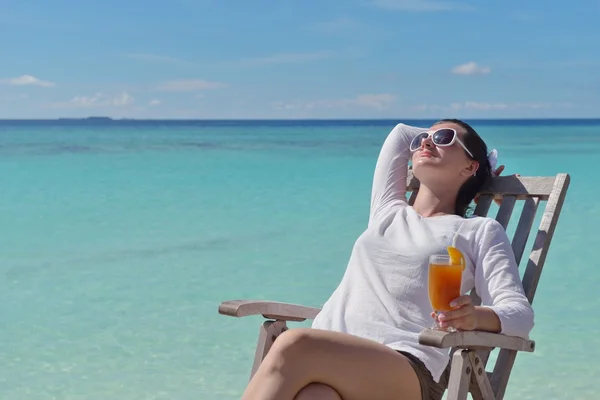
[428,254,463,331]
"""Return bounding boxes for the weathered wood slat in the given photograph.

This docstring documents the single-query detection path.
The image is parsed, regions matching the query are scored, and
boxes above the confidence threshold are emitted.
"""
[406,171,420,191]
[468,352,486,400]
[495,196,517,229]
[418,329,535,352]
[490,349,518,400]
[219,300,321,321]
[474,195,493,217]
[250,320,288,380]
[478,176,556,199]
[447,350,472,400]
[511,197,540,265]
[407,189,418,205]
[476,348,493,370]
[468,352,496,400]
[405,171,558,199]
[470,375,485,400]
[468,189,489,307]
[522,173,570,303]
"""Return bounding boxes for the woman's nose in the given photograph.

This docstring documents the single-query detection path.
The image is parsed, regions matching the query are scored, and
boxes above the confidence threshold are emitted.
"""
[421,135,434,149]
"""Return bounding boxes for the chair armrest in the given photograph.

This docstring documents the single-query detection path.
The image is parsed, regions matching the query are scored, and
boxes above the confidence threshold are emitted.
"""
[218,300,321,322]
[418,329,535,352]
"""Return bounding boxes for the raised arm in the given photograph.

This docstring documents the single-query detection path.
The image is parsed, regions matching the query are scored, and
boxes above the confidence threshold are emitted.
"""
[474,219,535,338]
[369,123,424,223]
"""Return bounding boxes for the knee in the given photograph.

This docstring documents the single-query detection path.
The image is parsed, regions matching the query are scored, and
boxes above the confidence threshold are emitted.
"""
[295,383,342,400]
[261,328,315,373]
[270,328,315,358]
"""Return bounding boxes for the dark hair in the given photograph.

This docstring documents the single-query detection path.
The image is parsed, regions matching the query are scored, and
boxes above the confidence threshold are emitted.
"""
[434,118,492,217]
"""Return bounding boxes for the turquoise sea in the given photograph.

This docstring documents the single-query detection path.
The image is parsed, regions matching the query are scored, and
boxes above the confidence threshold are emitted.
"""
[1,119,598,399]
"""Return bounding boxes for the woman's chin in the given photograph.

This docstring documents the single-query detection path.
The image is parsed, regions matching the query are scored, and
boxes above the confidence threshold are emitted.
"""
[413,159,438,171]
[412,163,442,180]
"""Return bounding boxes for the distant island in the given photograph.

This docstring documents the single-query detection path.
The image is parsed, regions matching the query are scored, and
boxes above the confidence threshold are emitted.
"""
[58,116,115,121]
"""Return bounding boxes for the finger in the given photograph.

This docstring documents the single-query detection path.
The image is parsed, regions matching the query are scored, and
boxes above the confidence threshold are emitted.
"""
[449,295,472,308]
[439,306,473,322]
[494,165,505,176]
[440,315,476,331]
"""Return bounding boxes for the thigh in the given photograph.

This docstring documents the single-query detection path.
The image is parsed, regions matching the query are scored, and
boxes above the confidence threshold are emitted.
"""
[271,328,422,400]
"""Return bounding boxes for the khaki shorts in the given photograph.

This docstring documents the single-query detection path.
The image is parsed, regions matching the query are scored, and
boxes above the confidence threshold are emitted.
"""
[399,351,450,400]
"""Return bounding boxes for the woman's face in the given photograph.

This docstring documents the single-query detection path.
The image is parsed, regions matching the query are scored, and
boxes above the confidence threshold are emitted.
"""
[411,122,479,186]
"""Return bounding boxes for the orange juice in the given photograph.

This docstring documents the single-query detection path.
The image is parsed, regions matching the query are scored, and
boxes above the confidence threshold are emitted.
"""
[428,262,463,311]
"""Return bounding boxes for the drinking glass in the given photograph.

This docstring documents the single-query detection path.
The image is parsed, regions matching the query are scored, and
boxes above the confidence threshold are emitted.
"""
[428,254,463,332]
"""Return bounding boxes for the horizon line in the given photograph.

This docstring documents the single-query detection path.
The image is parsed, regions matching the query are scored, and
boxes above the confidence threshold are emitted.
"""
[1,117,600,121]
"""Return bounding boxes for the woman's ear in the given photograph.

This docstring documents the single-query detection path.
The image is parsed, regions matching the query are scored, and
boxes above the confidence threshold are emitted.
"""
[463,161,479,177]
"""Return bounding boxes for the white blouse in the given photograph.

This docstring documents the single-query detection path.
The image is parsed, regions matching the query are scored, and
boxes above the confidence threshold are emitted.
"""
[311,123,534,383]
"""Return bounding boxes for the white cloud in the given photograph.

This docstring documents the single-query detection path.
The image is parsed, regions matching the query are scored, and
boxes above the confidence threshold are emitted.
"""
[370,0,473,12]
[239,51,335,66]
[451,101,507,110]
[451,62,491,75]
[149,99,161,106]
[52,92,135,109]
[412,101,572,112]
[353,94,397,110]
[125,53,191,65]
[273,93,396,112]
[452,101,569,110]
[158,79,224,92]
[0,75,55,87]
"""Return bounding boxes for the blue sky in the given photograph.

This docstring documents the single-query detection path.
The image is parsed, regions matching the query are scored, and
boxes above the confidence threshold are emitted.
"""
[1,0,598,119]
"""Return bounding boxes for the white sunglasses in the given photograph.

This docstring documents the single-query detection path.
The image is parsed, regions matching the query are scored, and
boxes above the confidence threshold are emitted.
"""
[409,128,474,159]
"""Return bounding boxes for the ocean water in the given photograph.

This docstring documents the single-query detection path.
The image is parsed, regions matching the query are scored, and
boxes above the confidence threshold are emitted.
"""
[0,119,598,399]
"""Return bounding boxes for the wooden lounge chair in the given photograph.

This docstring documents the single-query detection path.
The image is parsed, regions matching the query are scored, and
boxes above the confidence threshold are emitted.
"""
[218,172,570,400]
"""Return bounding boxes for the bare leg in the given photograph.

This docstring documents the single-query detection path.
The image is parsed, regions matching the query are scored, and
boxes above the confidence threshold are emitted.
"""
[241,328,422,400]
[294,383,342,400]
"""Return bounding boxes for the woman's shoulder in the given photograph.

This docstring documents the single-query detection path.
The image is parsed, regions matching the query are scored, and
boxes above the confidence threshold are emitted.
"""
[461,214,507,237]
[463,214,496,226]
[462,215,511,248]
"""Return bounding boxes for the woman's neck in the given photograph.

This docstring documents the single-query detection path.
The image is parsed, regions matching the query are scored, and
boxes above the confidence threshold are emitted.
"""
[411,184,458,218]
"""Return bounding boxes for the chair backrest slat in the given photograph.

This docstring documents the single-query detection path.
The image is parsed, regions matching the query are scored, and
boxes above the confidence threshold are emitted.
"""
[407,171,558,200]
[474,195,493,217]
[478,176,557,199]
[521,174,570,304]
[491,350,518,400]
[511,197,540,265]
[495,196,517,229]
[407,189,418,205]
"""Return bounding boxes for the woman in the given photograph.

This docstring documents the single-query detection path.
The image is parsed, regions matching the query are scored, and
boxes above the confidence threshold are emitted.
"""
[241,119,534,400]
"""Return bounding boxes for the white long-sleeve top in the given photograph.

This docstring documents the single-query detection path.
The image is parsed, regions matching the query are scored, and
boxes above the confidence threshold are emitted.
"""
[311,123,534,383]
